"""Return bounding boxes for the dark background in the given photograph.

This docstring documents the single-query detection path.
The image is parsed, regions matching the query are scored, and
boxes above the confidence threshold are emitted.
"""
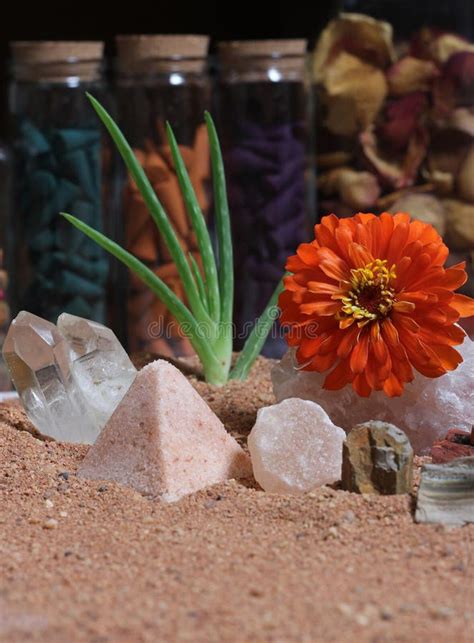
[1,1,473,56]
[0,0,473,133]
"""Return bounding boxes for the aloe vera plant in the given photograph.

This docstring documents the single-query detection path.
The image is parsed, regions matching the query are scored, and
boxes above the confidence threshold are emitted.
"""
[62,94,283,386]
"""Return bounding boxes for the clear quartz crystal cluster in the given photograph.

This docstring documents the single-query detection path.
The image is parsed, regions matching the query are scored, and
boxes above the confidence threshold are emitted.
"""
[2,311,136,443]
[272,338,474,455]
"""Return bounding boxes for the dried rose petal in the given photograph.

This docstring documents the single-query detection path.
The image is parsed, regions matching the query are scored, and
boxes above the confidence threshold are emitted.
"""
[360,128,404,187]
[321,52,388,136]
[317,151,353,169]
[422,167,454,195]
[443,199,474,249]
[378,92,428,152]
[429,33,474,64]
[376,184,434,210]
[387,56,439,95]
[457,144,474,203]
[360,126,427,189]
[318,167,381,209]
[388,193,446,236]
[318,199,355,219]
[411,27,474,62]
[313,12,395,80]
[428,129,472,177]
[433,52,474,119]
[410,26,445,59]
[449,108,474,136]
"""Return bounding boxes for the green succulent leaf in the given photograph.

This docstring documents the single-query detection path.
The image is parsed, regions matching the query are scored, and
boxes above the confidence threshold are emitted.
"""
[230,277,285,381]
[86,93,212,329]
[205,112,233,327]
[61,212,221,372]
[166,122,220,321]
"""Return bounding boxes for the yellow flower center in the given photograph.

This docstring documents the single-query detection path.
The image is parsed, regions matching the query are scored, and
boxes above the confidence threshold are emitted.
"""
[339,259,396,326]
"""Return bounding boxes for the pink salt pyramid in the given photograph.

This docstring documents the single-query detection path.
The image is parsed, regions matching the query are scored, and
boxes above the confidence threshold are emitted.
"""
[78,360,252,501]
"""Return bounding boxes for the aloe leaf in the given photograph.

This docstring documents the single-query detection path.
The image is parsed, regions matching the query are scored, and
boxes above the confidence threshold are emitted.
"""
[204,112,233,327]
[229,278,285,381]
[166,122,220,321]
[61,213,221,372]
[189,253,208,312]
[86,93,212,328]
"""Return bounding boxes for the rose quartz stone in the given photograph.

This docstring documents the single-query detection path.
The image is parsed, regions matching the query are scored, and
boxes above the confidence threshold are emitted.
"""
[78,360,252,502]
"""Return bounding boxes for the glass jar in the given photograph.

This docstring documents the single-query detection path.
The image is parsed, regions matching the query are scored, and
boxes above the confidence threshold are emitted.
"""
[312,9,474,333]
[216,40,312,358]
[0,142,12,390]
[8,41,111,325]
[115,34,211,357]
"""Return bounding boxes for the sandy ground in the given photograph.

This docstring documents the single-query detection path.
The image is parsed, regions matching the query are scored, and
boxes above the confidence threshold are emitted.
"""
[0,357,473,643]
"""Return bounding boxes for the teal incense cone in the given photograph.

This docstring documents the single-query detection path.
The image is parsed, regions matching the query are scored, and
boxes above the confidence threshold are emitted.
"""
[14,120,108,323]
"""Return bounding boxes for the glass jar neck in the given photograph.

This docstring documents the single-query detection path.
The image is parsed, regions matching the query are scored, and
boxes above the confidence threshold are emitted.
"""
[12,59,103,84]
[117,56,207,78]
[219,54,307,83]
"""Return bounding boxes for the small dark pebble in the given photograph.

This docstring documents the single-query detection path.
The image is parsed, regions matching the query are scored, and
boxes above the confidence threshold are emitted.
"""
[97,485,108,493]
[64,550,73,557]
[58,471,69,480]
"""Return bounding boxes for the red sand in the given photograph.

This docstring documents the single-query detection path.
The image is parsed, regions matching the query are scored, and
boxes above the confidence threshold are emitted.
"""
[0,357,472,642]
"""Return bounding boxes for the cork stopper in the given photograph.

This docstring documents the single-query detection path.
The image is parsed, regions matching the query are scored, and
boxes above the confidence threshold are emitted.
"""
[218,39,307,59]
[11,41,104,82]
[218,39,308,79]
[116,34,210,74]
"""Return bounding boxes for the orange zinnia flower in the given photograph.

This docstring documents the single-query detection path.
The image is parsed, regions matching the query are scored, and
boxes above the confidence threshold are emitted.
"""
[279,212,474,398]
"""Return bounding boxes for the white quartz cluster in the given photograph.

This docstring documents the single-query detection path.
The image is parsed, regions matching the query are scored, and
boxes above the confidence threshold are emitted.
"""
[272,338,474,454]
[3,311,136,443]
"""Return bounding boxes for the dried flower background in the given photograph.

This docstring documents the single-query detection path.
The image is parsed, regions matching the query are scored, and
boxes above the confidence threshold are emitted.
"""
[280,212,474,398]
[314,13,474,295]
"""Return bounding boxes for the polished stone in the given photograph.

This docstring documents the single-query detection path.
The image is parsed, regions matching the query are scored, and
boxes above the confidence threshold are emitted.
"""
[248,397,345,494]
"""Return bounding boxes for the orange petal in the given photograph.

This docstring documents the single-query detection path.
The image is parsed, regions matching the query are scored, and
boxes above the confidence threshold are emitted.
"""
[296,243,319,267]
[393,301,416,313]
[347,242,374,269]
[451,294,474,318]
[323,358,353,390]
[307,281,343,295]
[305,351,338,373]
[391,312,420,333]
[381,318,399,347]
[418,323,466,347]
[349,331,369,373]
[431,344,463,371]
[337,324,361,358]
[352,372,372,397]
[382,373,404,397]
[300,300,341,316]
[286,254,306,272]
[386,222,410,266]
[297,334,328,361]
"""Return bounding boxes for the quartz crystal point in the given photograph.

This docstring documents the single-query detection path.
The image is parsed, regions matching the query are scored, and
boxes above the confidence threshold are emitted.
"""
[2,311,97,443]
[272,337,474,454]
[57,313,136,430]
[248,397,345,494]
